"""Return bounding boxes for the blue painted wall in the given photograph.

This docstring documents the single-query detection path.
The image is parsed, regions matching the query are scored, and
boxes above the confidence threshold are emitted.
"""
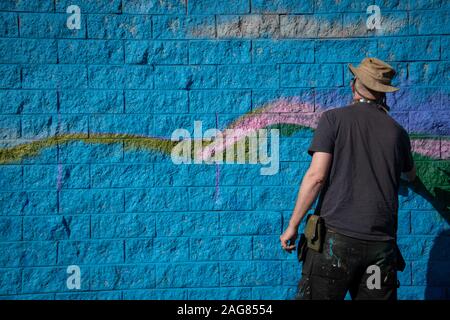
[0,0,449,300]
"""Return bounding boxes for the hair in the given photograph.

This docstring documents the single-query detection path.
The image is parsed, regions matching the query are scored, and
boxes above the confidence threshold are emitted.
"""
[353,78,390,111]
[353,79,382,100]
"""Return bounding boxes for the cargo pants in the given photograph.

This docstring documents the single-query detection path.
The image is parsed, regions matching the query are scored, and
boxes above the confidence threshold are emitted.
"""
[295,228,399,300]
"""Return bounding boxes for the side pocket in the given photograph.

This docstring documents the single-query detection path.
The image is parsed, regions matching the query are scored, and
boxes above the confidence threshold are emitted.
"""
[295,249,315,300]
[297,234,308,262]
[301,247,315,276]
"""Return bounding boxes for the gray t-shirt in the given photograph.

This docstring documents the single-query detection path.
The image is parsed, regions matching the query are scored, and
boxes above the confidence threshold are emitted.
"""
[308,102,414,241]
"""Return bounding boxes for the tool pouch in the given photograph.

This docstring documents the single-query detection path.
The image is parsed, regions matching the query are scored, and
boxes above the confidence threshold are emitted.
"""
[304,214,325,252]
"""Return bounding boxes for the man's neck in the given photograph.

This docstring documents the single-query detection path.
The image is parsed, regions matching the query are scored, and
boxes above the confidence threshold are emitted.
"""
[353,97,375,104]
[353,91,376,101]
[352,96,388,113]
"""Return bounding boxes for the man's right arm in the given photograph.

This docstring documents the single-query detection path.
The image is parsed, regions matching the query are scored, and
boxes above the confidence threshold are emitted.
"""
[401,164,416,182]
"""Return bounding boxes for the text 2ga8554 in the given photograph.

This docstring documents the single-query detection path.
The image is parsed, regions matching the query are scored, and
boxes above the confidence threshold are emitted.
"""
[221,304,273,315]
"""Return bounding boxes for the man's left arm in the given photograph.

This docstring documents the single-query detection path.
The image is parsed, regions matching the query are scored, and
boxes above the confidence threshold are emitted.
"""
[279,151,332,253]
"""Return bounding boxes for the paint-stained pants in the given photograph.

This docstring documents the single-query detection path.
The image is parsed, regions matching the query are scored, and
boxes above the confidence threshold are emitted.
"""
[295,228,398,300]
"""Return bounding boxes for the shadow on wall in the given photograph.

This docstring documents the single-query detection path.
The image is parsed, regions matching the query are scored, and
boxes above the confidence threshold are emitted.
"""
[427,230,450,299]
[405,177,450,299]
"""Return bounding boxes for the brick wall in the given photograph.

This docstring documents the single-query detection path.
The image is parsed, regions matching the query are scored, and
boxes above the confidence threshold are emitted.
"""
[0,0,448,300]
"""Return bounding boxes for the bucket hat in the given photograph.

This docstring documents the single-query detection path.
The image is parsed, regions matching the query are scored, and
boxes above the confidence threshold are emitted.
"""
[349,57,399,92]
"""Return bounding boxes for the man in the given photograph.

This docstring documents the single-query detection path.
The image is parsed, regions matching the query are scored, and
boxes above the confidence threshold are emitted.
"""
[280,57,416,300]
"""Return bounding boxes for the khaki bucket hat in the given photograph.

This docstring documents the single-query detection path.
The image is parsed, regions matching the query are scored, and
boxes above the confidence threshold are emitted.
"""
[349,57,399,93]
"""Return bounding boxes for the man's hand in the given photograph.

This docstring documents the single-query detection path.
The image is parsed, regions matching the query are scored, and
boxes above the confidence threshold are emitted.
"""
[280,225,298,253]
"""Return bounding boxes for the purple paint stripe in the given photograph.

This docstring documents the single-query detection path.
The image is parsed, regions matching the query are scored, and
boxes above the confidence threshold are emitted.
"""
[200,101,319,159]
[198,99,444,160]
[412,138,447,160]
